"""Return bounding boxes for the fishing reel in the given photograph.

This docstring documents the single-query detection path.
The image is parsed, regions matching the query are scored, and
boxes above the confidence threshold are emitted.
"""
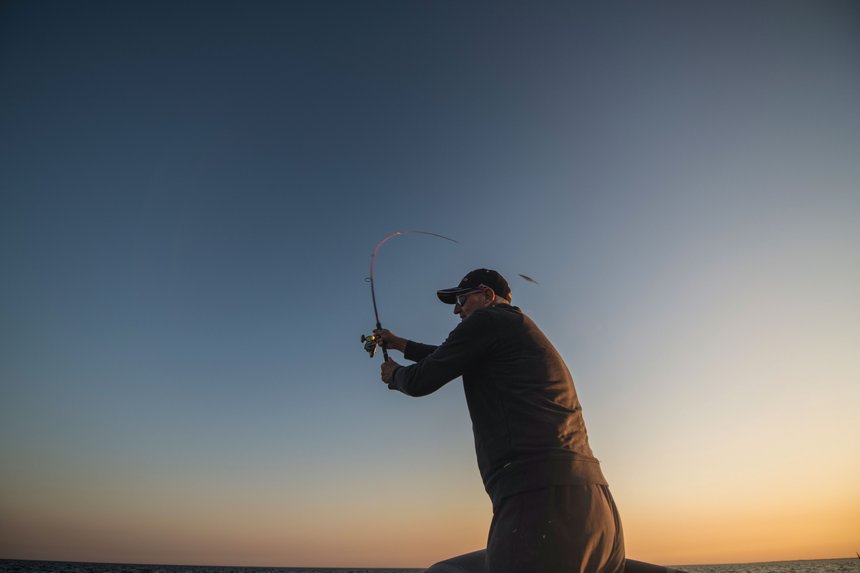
[361,333,381,357]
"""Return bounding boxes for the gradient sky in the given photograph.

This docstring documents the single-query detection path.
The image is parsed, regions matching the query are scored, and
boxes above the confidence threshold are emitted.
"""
[1,0,859,568]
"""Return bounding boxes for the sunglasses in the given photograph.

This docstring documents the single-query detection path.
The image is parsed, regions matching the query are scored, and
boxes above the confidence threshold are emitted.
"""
[456,288,485,307]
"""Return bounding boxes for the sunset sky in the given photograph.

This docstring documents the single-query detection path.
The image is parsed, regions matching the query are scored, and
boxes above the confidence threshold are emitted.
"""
[1,0,858,568]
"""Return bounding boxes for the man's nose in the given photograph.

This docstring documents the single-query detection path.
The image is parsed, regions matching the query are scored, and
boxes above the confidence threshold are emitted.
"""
[453,303,461,314]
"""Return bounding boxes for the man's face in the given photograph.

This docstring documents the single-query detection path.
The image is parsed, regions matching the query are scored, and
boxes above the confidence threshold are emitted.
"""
[453,288,487,320]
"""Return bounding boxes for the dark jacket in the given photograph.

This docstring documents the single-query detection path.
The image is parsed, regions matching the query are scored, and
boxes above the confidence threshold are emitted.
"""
[389,304,606,506]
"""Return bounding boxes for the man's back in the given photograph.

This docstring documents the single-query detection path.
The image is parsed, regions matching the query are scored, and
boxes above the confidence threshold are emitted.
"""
[394,304,606,504]
[460,305,605,502]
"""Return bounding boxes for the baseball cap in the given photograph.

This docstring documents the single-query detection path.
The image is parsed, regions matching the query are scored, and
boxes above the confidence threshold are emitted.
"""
[437,268,512,304]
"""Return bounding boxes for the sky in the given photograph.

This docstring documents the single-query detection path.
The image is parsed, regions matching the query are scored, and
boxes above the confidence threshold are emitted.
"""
[1,0,858,568]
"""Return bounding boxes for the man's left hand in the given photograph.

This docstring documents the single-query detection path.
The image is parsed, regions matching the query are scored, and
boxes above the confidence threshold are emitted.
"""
[380,359,401,385]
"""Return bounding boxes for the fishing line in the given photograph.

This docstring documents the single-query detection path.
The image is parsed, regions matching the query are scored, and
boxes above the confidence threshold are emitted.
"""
[361,230,458,361]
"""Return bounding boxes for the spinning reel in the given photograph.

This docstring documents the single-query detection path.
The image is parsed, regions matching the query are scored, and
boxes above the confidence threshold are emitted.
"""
[360,333,382,358]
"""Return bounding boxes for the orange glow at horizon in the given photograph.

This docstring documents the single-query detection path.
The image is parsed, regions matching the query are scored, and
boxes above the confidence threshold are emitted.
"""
[0,499,489,568]
[622,495,860,565]
[3,482,859,567]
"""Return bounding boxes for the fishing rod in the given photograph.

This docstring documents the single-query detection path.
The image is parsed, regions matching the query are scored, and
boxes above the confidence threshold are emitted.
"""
[361,230,458,361]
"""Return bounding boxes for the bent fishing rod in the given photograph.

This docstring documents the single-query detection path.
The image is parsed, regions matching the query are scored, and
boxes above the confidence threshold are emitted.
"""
[361,230,458,362]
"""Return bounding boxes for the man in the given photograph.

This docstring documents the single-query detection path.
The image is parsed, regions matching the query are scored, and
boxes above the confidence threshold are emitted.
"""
[376,268,625,573]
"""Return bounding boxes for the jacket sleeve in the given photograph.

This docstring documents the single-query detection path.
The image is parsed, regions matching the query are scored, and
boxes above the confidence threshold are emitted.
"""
[404,340,438,362]
[389,310,494,397]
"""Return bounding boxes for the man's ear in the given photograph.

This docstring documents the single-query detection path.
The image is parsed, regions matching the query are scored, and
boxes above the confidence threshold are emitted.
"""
[483,287,496,303]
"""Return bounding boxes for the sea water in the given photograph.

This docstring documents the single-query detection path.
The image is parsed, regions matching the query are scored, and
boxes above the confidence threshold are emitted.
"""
[683,560,859,573]
[0,558,857,573]
[0,563,421,573]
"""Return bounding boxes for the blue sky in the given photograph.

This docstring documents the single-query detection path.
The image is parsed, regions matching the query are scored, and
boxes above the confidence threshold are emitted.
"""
[1,0,859,567]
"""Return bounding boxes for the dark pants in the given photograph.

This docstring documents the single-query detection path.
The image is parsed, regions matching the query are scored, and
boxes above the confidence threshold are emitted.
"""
[487,484,625,573]
[426,484,625,573]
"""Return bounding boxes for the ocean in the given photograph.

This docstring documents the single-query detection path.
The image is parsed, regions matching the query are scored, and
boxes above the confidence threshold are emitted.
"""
[682,559,859,573]
[0,558,857,573]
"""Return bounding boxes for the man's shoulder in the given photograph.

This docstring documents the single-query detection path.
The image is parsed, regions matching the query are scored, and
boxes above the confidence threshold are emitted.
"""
[467,304,523,327]
[483,303,523,317]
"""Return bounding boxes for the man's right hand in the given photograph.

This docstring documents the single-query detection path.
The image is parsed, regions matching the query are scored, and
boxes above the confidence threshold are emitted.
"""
[373,328,407,353]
